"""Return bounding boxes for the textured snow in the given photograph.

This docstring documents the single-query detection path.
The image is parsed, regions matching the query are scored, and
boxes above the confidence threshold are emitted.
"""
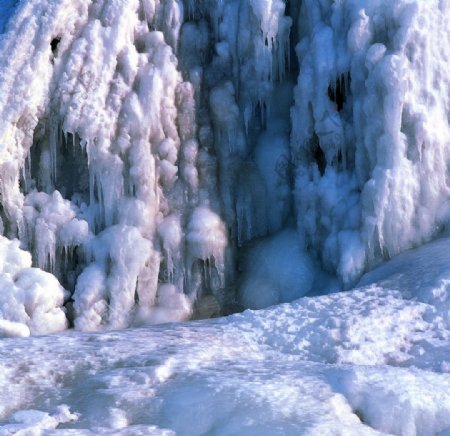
[1,237,450,434]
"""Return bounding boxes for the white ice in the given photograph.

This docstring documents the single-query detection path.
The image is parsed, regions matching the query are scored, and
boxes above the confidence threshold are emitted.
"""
[291,0,450,286]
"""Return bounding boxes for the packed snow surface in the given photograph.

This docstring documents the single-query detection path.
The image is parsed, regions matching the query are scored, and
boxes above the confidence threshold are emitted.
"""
[1,237,450,434]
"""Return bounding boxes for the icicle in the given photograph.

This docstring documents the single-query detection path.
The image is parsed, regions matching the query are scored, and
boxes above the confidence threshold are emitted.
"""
[49,116,58,184]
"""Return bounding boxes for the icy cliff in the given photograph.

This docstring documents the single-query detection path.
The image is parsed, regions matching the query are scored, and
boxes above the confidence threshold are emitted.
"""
[0,0,449,334]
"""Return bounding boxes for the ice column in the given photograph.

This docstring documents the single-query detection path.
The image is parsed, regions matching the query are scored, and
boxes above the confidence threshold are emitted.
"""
[291,0,450,286]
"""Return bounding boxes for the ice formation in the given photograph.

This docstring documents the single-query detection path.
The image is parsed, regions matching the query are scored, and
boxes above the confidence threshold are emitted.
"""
[0,0,449,334]
[1,1,450,431]
[0,235,66,337]
[291,0,450,286]
[239,229,315,309]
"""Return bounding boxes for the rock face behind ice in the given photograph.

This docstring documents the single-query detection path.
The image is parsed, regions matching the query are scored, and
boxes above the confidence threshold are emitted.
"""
[0,0,449,331]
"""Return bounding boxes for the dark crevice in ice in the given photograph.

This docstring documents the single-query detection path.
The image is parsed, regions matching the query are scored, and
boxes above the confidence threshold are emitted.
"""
[328,73,350,112]
[50,36,61,55]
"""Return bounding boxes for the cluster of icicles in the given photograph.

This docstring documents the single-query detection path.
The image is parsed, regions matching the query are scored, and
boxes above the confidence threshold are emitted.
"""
[0,0,449,336]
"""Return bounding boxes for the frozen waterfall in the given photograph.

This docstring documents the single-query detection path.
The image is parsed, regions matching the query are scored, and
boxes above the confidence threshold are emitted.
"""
[0,0,449,336]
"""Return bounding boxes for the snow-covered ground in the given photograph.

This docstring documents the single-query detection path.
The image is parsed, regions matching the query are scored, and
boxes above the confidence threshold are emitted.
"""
[1,236,450,435]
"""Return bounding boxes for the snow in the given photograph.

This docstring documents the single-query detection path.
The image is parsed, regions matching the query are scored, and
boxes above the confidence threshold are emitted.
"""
[1,236,450,434]
[0,235,66,337]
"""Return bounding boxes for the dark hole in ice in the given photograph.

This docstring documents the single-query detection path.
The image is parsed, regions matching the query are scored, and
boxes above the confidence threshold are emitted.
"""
[327,73,350,112]
[311,133,326,176]
[158,259,173,284]
[64,300,75,328]
[284,0,300,77]
[134,37,146,54]
[314,145,326,176]
[354,408,367,424]
[50,36,61,54]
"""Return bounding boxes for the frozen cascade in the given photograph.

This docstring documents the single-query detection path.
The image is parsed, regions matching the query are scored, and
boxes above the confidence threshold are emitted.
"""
[0,0,449,335]
[291,0,450,286]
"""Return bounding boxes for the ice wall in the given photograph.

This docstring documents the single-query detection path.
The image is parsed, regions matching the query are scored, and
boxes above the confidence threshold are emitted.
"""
[291,0,450,286]
[0,0,449,334]
[0,0,294,333]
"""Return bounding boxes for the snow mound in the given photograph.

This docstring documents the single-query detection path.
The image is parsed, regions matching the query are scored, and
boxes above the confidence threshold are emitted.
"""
[0,235,67,337]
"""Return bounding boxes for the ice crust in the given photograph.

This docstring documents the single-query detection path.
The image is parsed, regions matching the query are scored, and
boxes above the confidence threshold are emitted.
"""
[0,0,450,333]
